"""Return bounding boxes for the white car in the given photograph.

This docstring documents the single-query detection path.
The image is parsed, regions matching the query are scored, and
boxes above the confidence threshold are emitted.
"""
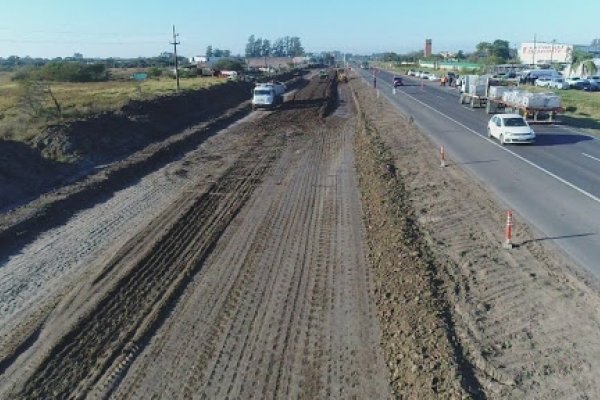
[487,114,535,145]
[428,73,441,81]
[565,76,584,88]
[420,71,431,79]
[535,77,552,87]
[548,77,568,89]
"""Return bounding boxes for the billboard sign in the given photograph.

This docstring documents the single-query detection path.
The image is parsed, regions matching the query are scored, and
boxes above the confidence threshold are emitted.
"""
[519,42,573,64]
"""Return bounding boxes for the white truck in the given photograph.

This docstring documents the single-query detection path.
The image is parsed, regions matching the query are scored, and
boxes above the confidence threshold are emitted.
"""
[252,82,286,110]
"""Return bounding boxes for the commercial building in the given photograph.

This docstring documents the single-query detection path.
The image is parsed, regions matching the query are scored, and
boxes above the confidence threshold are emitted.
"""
[518,42,573,65]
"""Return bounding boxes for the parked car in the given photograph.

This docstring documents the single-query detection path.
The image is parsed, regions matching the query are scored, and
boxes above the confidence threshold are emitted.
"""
[407,69,416,76]
[421,71,431,79]
[416,70,424,78]
[585,76,600,91]
[428,73,440,81]
[565,76,590,90]
[548,77,569,89]
[535,77,552,87]
[393,76,403,87]
[487,114,535,145]
[583,79,600,91]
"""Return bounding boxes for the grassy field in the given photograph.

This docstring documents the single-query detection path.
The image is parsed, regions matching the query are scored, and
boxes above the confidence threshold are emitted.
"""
[0,70,226,142]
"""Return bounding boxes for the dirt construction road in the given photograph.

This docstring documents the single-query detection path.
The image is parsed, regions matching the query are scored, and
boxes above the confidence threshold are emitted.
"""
[0,75,391,399]
[2,70,600,399]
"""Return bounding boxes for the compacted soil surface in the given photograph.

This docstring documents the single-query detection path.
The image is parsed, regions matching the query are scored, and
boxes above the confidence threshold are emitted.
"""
[0,71,599,400]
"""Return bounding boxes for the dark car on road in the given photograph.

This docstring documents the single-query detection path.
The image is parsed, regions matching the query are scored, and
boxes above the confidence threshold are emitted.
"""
[393,76,403,87]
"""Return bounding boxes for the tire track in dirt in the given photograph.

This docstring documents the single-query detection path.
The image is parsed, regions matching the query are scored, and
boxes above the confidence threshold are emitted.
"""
[110,81,391,399]
[9,139,282,399]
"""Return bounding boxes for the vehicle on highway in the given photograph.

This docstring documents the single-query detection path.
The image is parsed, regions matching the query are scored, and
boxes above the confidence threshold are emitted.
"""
[393,76,403,87]
[548,76,569,89]
[487,114,536,145]
[535,77,552,87]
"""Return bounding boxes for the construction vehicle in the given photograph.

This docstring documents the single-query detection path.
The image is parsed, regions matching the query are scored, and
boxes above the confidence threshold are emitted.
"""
[336,68,348,83]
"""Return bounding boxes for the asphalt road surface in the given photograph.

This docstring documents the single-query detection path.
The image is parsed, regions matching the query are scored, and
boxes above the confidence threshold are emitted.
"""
[357,66,600,275]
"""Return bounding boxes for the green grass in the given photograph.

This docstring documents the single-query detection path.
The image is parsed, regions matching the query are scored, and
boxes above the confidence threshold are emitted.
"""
[0,70,226,142]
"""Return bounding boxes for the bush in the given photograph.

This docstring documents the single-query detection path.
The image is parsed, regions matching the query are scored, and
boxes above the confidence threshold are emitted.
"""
[12,61,109,82]
[212,59,245,72]
[148,67,163,78]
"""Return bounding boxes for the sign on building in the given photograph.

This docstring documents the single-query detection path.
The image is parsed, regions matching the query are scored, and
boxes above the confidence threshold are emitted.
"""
[519,42,573,64]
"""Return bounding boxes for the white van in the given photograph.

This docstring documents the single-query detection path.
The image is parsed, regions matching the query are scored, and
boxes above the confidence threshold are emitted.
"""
[252,82,286,110]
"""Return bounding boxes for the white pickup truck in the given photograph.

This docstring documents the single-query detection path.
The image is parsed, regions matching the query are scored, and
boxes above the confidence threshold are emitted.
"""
[252,82,286,110]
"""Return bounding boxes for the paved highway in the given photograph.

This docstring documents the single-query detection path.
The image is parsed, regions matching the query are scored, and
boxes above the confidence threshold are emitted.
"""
[356,66,600,275]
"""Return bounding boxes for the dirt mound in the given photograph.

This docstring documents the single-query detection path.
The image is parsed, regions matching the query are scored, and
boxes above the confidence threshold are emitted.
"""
[32,81,252,165]
[0,140,68,211]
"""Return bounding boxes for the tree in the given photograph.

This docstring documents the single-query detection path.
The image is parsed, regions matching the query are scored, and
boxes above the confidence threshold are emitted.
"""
[206,45,213,57]
[213,48,224,57]
[245,35,256,57]
[490,40,510,62]
[272,38,285,56]
[456,50,466,60]
[288,37,304,56]
[254,38,263,56]
[261,39,271,57]
[475,42,492,56]
[212,59,245,72]
[18,79,62,118]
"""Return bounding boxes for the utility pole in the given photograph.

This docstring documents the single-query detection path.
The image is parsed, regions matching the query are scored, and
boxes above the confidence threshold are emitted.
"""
[533,34,536,66]
[170,25,180,92]
[550,39,556,65]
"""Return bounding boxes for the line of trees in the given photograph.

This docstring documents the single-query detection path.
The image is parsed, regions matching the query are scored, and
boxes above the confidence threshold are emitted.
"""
[13,61,109,82]
[205,46,231,58]
[245,35,304,57]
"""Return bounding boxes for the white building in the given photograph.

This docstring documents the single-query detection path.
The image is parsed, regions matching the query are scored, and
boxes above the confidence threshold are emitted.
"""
[519,42,573,64]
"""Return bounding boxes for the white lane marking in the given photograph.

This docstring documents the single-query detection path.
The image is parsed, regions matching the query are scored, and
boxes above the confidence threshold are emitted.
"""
[375,76,600,205]
[583,153,600,163]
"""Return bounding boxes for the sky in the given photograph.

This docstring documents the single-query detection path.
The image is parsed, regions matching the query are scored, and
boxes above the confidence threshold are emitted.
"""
[1,0,599,59]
